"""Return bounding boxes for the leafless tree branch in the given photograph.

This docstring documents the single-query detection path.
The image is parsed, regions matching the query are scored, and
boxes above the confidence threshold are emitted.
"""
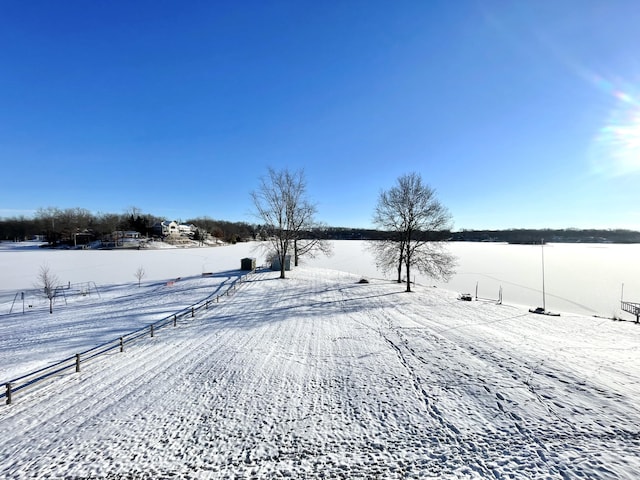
[372,172,456,292]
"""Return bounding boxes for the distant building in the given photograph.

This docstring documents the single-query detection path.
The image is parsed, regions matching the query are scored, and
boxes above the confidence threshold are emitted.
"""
[112,231,141,240]
[152,221,179,237]
[107,231,142,248]
[241,257,256,271]
[270,255,291,271]
[178,223,196,237]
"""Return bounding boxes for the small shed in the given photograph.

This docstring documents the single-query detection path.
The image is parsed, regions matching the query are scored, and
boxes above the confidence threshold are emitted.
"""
[270,255,291,271]
[241,257,256,271]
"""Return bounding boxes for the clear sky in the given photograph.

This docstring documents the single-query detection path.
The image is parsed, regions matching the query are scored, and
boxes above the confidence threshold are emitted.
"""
[1,0,639,230]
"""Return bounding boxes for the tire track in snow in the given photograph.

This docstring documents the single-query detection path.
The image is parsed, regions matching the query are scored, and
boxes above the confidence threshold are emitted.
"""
[0,274,266,477]
[392,287,640,479]
[2,269,639,479]
[0,275,239,381]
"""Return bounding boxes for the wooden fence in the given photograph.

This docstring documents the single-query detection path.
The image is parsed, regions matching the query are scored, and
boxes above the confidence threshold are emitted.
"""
[2,270,255,405]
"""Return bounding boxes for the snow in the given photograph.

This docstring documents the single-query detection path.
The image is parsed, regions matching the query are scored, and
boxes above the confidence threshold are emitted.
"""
[1,241,640,478]
[0,240,262,292]
[305,241,640,318]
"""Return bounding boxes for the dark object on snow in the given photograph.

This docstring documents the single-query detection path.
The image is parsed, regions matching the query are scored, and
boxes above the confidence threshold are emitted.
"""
[458,293,472,301]
[271,255,291,272]
[529,307,560,317]
[357,278,369,284]
[241,257,256,271]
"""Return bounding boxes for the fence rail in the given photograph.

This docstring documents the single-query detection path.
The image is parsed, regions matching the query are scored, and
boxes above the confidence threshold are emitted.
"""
[2,269,256,405]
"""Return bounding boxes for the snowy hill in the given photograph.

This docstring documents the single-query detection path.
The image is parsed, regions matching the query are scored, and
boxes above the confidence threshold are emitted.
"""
[1,266,639,479]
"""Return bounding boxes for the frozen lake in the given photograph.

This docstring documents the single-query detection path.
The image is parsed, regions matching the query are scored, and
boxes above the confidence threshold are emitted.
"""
[305,241,640,319]
[1,240,638,318]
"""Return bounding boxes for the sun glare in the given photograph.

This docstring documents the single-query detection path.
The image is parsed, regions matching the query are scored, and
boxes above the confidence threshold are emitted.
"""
[590,79,640,177]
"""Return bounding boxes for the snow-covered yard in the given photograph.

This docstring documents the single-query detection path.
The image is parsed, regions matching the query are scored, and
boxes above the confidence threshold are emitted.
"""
[1,263,639,479]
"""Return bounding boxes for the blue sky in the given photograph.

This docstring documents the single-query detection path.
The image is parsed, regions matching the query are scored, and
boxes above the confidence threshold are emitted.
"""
[1,0,639,230]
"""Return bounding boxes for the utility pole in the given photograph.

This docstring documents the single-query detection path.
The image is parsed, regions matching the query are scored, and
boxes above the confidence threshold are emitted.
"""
[541,238,546,312]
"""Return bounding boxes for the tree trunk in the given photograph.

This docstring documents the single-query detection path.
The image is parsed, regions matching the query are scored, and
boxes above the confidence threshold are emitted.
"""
[396,243,404,283]
[49,298,53,314]
[405,257,411,293]
[279,249,286,279]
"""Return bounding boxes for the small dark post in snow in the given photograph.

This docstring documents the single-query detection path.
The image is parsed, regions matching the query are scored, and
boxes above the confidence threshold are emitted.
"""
[150,325,154,337]
[120,337,124,352]
[173,314,177,327]
[75,354,81,373]
[191,307,195,317]
[5,383,11,405]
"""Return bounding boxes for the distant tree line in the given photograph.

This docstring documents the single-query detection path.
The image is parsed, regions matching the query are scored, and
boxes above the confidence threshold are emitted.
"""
[0,207,162,245]
[449,229,640,244]
[3,208,639,246]
[303,227,640,244]
[0,207,260,246]
[313,227,451,241]
[183,217,257,244]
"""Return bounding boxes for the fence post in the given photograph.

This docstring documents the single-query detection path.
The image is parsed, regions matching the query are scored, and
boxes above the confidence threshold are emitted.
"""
[5,383,11,405]
[120,337,124,352]
[206,300,209,310]
[191,307,194,318]
[151,325,154,337]
[216,296,219,303]
[173,314,177,327]
[76,354,81,373]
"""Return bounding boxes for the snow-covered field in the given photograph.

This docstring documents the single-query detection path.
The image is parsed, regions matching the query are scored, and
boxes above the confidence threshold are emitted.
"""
[1,241,640,478]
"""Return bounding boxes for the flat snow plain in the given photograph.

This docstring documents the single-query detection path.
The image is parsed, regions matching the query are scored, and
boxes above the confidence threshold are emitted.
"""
[1,242,639,479]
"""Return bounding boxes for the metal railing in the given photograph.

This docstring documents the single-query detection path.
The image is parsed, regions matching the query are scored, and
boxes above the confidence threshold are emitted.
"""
[2,269,256,405]
[621,301,640,323]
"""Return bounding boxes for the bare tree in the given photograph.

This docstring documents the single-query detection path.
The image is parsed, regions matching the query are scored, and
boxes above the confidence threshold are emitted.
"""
[35,207,61,245]
[251,167,324,278]
[126,206,142,219]
[37,264,60,314]
[134,266,145,287]
[373,172,456,292]
[365,234,405,283]
[293,232,333,266]
[290,205,333,267]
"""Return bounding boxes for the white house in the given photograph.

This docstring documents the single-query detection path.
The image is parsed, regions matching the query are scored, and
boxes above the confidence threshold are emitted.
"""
[178,223,196,236]
[152,221,179,237]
